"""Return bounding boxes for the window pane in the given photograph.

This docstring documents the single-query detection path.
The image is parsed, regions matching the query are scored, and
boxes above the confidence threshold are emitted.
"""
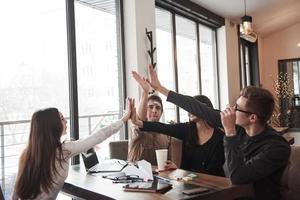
[75,0,122,159]
[176,15,199,122]
[155,8,177,123]
[240,44,246,88]
[0,0,68,195]
[293,61,300,95]
[245,46,251,86]
[199,25,219,108]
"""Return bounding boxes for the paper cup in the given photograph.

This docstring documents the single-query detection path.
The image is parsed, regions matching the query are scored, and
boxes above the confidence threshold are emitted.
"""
[155,149,168,171]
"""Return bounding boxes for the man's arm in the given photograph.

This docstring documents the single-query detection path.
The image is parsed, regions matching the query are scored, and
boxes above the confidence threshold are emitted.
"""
[146,64,170,97]
[137,91,148,121]
[132,71,151,121]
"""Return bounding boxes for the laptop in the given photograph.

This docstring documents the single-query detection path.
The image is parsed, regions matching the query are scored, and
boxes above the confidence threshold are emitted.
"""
[81,148,128,173]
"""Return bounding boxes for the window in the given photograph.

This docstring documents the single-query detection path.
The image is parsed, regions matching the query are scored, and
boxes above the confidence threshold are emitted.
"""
[0,0,69,194]
[240,43,251,88]
[176,15,199,122]
[293,61,300,95]
[199,25,218,108]
[74,0,123,159]
[155,7,219,122]
[155,8,176,123]
[239,38,260,88]
[0,0,123,194]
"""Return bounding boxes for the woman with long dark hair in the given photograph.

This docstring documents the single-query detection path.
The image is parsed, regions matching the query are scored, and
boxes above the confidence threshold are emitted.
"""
[13,99,133,199]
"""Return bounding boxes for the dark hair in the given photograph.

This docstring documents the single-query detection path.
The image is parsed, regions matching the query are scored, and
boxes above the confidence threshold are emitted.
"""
[148,94,163,113]
[193,95,214,109]
[15,108,66,199]
[240,86,274,125]
[188,95,214,146]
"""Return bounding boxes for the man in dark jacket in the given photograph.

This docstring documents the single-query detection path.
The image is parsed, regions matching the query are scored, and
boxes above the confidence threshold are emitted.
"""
[138,65,291,200]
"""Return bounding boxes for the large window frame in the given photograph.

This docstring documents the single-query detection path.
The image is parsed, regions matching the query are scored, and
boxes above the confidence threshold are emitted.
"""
[155,1,222,122]
[0,0,125,191]
[66,0,126,163]
[239,37,260,88]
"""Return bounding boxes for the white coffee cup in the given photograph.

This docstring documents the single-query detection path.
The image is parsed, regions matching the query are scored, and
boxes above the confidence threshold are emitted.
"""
[155,149,168,171]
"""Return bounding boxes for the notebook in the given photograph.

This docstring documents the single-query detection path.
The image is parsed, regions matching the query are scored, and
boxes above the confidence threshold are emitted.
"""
[81,148,127,173]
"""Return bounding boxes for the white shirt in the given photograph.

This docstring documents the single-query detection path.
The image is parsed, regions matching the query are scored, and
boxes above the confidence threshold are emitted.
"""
[13,120,124,200]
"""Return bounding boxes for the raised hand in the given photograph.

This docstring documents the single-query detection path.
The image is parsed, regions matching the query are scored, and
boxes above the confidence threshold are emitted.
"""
[164,160,177,170]
[130,106,143,128]
[145,64,170,97]
[121,98,135,122]
[146,64,161,90]
[131,71,151,93]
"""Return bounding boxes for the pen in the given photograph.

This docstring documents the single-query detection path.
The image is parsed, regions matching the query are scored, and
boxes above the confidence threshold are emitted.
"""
[112,180,133,183]
[155,175,171,182]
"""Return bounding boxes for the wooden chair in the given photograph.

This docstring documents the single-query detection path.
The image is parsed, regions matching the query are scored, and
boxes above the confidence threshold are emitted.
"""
[108,140,129,160]
[169,138,182,167]
[108,138,183,165]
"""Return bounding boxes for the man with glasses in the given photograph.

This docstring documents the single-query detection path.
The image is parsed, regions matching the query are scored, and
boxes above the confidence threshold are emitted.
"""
[142,65,290,200]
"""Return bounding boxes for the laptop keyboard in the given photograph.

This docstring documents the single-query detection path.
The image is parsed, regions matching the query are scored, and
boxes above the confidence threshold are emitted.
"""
[88,160,127,172]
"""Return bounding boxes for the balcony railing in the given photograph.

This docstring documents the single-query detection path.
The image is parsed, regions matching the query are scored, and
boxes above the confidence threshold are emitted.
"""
[0,111,120,196]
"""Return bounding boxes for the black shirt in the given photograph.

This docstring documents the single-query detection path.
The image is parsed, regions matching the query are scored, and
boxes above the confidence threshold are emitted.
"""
[142,121,225,176]
[167,90,291,200]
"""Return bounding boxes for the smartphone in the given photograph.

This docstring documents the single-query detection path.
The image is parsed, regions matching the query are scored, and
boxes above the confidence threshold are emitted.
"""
[182,187,209,195]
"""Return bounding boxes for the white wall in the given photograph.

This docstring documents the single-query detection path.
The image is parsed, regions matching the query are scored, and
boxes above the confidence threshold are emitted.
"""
[123,0,156,100]
[124,1,242,111]
[260,22,300,93]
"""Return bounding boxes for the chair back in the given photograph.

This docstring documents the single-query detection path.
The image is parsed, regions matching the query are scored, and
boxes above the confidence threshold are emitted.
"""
[170,138,182,167]
[281,145,300,200]
[108,138,183,167]
[109,140,129,160]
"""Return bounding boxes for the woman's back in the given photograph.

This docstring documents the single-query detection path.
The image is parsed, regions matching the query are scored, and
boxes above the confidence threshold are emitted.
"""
[25,152,69,200]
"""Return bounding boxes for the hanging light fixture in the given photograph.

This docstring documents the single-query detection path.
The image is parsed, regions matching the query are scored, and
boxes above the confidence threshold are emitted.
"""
[241,0,253,35]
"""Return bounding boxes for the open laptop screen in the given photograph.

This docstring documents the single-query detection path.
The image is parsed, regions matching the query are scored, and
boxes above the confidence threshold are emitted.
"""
[81,148,99,171]
[81,148,128,173]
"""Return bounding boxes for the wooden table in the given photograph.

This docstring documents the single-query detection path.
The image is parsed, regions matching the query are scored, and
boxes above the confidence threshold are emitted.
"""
[62,165,254,200]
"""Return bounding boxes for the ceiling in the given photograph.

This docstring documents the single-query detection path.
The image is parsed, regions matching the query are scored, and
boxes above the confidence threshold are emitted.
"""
[190,0,300,37]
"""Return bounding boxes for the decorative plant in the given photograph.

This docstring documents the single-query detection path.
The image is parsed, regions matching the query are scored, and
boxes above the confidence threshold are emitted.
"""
[270,72,294,127]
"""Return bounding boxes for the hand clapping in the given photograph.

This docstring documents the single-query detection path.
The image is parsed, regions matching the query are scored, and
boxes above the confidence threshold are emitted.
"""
[121,98,135,122]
